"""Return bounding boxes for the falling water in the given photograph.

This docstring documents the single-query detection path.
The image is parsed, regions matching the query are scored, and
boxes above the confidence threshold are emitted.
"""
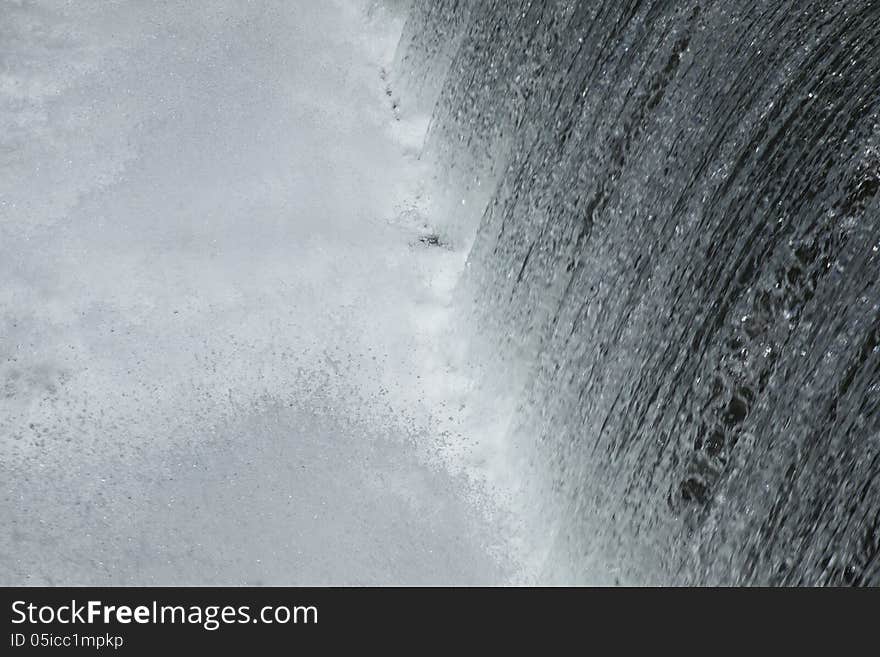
[393,0,880,585]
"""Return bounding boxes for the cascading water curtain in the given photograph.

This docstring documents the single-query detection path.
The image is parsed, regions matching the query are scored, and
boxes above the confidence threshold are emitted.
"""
[395,0,880,585]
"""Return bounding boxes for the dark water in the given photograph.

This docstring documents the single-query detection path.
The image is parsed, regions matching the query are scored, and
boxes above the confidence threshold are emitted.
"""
[393,0,880,585]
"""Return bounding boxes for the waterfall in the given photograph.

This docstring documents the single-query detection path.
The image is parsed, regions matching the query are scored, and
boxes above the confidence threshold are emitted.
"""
[394,0,880,585]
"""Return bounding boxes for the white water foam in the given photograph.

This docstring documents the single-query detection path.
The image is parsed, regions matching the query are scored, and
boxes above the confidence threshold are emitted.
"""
[1,0,528,585]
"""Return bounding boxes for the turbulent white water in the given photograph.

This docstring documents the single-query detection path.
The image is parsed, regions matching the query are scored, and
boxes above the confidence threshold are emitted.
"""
[0,0,523,584]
